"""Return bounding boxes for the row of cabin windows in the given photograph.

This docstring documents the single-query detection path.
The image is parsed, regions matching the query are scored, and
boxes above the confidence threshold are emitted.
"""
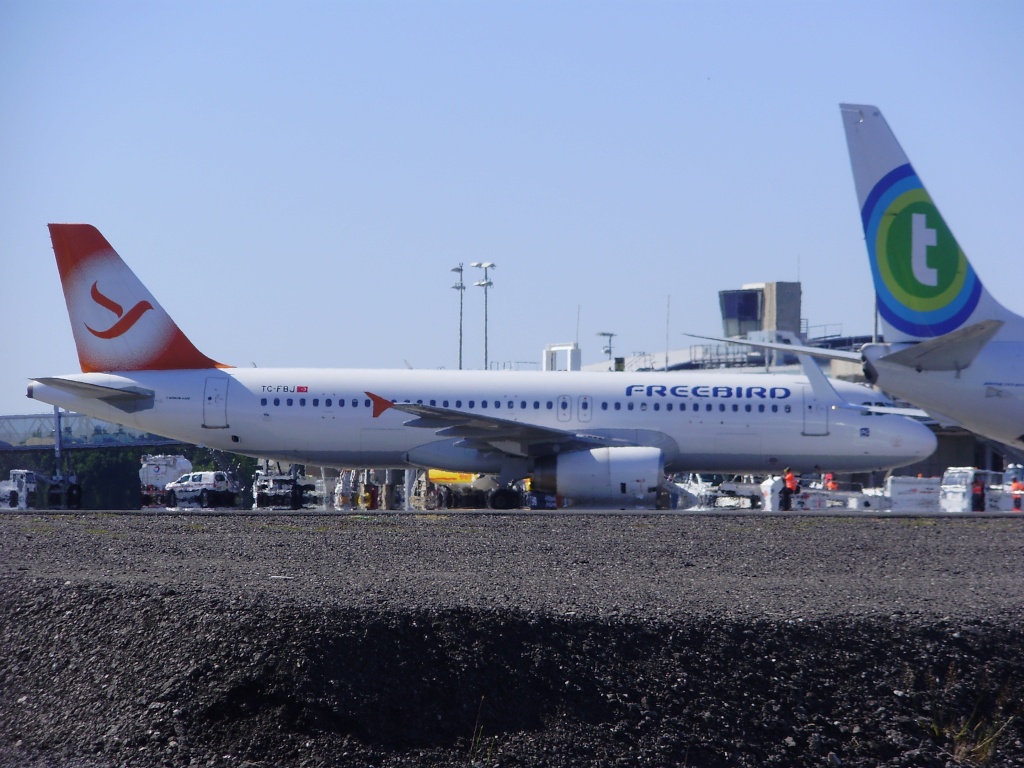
[258,396,792,414]
[260,397,373,408]
[601,401,792,414]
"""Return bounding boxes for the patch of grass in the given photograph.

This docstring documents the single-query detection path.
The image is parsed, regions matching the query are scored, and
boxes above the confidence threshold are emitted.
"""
[259,523,305,533]
[895,517,937,527]
[929,710,1014,766]
[468,695,495,766]
[19,522,57,534]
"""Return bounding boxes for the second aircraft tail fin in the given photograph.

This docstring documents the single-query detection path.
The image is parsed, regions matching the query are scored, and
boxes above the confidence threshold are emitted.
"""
[49,224,228,372]
[839,104,1024,343]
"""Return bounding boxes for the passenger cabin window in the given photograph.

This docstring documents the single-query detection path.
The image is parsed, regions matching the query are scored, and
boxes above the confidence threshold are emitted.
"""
[261,398,268,406]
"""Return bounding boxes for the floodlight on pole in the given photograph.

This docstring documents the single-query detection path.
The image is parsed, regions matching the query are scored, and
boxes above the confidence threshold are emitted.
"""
[451,264,466,370]
[470,262,496,369]
[596,331,617,360]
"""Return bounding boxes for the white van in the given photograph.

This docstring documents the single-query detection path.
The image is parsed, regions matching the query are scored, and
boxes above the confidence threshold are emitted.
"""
[164,471,237,508]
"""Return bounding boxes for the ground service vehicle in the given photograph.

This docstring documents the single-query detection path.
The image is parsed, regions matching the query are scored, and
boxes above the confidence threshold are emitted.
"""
[164,470,236,508]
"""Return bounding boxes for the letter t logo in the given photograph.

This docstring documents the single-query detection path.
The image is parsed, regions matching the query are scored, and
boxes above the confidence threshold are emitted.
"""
[911,212,938,287]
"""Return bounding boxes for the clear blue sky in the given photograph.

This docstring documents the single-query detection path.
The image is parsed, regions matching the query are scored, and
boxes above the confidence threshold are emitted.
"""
[2,0,1022,415]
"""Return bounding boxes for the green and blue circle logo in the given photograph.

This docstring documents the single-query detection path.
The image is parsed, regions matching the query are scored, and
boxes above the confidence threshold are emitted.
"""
[862,164,981,337]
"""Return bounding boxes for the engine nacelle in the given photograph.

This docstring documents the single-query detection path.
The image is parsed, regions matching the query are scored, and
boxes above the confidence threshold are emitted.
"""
[533,447,665,508]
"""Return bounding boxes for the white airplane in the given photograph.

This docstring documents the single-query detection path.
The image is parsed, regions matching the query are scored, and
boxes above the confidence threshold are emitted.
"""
[27,225,935,508]
[696,104,1024,449]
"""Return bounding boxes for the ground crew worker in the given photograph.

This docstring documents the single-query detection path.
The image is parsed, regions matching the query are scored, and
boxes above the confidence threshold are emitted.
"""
[824,473,839,491]
[971,476,986,512]
[1012,477,1024,511]
[780,467,797,511]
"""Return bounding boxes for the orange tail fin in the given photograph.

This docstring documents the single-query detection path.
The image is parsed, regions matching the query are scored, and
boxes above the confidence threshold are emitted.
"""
[49,224,228,372]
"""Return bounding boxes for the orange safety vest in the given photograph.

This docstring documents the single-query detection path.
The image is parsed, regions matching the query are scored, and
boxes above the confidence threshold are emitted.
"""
[784,472,798,491]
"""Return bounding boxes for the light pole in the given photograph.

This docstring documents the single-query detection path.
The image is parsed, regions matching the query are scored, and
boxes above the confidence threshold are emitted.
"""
[451,264,465,370]
[597,331,617,360]
[470,262,496,369]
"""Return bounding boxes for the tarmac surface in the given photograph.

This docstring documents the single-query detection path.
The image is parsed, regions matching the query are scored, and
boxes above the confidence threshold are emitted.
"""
[2,510,1023,766]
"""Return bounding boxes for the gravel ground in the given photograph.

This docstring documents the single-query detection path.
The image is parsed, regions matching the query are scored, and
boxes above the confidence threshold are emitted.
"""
[1,511,1023,767]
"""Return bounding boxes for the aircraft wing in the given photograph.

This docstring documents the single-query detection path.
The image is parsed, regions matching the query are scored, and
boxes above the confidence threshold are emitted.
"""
[684,333,863,363]
[366,392,630,458]
[684,336,931,419]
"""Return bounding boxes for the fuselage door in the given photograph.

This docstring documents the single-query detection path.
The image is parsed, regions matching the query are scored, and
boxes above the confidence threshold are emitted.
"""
[203,377,229,429]
[557,394,572,422]
[578,395,593,423]
[801,385,828,436]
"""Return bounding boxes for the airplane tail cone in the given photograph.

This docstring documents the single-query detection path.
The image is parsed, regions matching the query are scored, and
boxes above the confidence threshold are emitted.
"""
[48,224,227,372]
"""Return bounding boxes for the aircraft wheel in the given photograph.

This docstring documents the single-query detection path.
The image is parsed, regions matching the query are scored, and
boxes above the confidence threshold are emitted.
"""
[489,488,519,510]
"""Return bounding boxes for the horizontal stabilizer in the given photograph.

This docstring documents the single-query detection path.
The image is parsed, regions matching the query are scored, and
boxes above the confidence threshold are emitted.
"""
[31,377,154,413]
[878,320,1003,372]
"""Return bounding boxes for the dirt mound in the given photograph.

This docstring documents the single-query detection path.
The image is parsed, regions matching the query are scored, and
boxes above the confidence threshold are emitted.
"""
[2,513,1023,766]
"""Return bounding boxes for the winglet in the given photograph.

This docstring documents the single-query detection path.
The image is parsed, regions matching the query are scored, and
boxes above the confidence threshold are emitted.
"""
[48,224,228,372]
[365,391,395,418]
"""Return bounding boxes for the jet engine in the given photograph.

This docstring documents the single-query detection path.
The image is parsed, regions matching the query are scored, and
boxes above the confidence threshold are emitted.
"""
[532,446,664,508]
